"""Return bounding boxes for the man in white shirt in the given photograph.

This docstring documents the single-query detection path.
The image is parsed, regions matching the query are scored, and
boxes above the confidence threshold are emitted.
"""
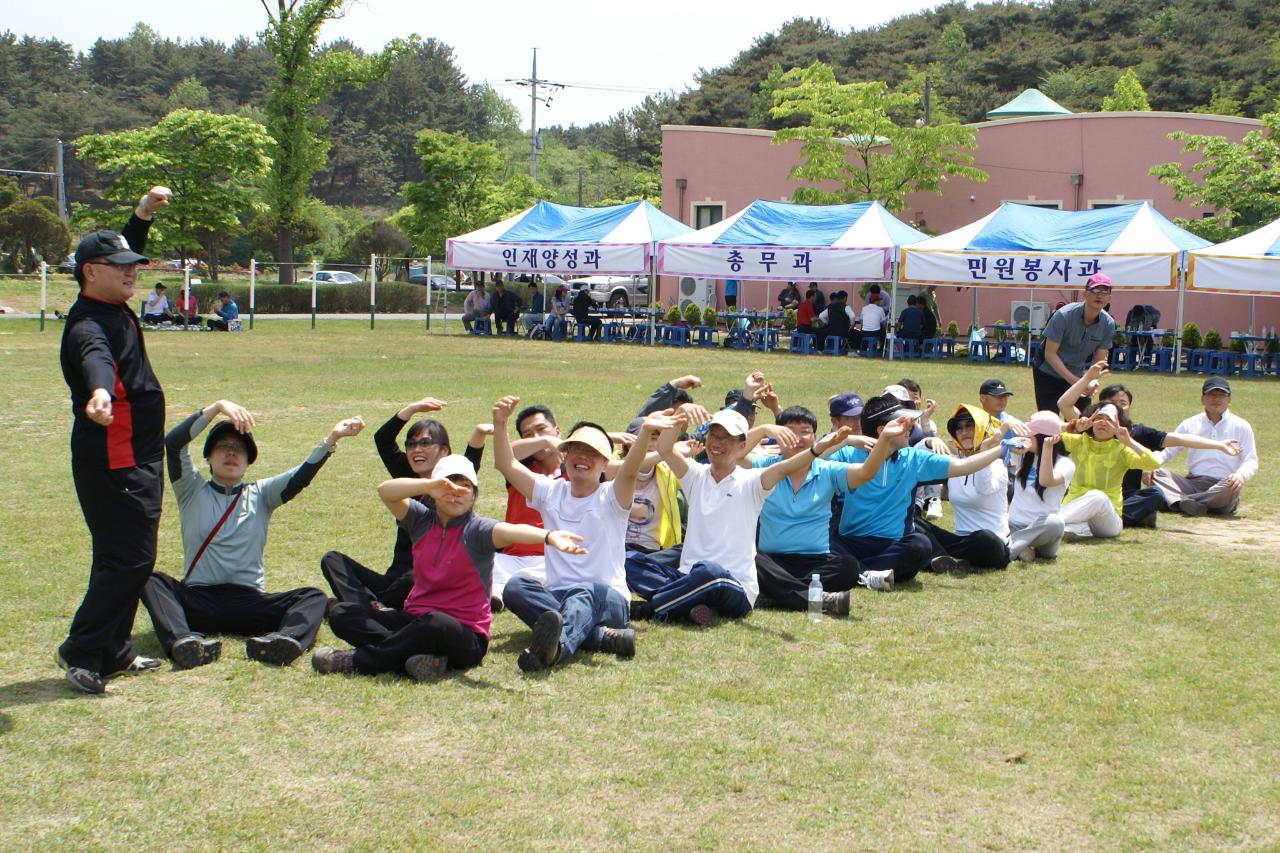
[1153,378,1258,516]
[142,283,173,324]
[856,289,887,354]
[625,408,852,625]
[493,395,656,672]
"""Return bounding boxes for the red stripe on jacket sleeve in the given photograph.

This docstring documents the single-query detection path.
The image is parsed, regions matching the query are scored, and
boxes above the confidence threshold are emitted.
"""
[105,368,136,469]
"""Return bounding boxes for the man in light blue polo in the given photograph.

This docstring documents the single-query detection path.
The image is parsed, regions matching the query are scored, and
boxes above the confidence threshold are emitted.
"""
[831,393,1007,585]
[753,406,906,609]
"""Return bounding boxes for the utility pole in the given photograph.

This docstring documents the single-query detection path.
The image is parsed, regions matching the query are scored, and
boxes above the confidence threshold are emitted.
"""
[507,48,563,182]
[0,139,68,222]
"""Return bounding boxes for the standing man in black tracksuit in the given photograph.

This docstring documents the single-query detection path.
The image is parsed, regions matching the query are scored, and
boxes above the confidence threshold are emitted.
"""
[57,186,173,695]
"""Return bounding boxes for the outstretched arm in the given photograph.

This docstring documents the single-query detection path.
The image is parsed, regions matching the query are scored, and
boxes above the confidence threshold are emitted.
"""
[493,525,587,554]
[760,426,852,490]
[265,416,365,507]
[947,434,1013,478]
[378,476,470,521]
[1057,360,1108,419]
[491,395,539,499]
[844,418,909,489]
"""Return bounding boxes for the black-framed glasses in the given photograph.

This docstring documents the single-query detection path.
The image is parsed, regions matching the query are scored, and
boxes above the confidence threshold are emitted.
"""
[405,438,438,450]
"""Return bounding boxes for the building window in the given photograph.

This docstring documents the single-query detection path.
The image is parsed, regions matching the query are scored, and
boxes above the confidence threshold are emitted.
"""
[693,203,724,229]
[1007,199,1061,210]
[1089,200,1147,210]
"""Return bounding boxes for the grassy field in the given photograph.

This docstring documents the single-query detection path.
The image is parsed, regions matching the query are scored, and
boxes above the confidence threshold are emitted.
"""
[1,319,1277,850]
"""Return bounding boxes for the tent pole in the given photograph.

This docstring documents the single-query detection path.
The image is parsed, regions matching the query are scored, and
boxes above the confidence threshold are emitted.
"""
[1173,261,1186,375]
[887,263,898,361]
[648,264,656,346]
[971,287,978,332]
[1249,296,1256,335]
[765,280,771,352]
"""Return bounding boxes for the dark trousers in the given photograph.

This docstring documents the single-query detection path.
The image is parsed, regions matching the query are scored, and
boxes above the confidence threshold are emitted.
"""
[141,573,327,655]
[795,324,826,348]
[1122,486,1165,527]
[624,554,752,622]
[60,460,164,674]
[830,531,932,583]
[1032,368,1091,414]
[207,317,230,331]
[577,316,602,341]
[502,576,629,657]
[320,550,411,609]
[915,517,1010,569]
[328,603,487,675]
[755,551,861,609]
[494,313,518,335]
[142,312,171,324]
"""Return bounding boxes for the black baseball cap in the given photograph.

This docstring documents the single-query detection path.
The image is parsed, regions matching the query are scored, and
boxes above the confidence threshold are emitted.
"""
[724,389,757,410]
[1202,377,1231,395]
[203,421,259,465]
[979,378,1013,396]
[829,392,864,418]
[860,393,923,435]
[73,230,149,284]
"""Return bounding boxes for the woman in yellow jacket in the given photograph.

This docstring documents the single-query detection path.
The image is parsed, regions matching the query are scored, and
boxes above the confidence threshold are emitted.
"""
[1059,402,1162,539]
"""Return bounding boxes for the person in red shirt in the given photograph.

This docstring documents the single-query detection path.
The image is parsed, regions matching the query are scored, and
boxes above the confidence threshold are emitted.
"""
[794,288,824,349]
[490,404,566,599]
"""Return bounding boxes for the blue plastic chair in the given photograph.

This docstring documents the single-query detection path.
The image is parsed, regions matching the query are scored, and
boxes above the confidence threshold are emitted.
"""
[968,340,990,362]
[471,318,491,336]
[790,332,815,354]
[823,336,845,356]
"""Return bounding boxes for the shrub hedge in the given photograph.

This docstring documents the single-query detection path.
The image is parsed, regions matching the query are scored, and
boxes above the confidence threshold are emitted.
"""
[178,283,433,314]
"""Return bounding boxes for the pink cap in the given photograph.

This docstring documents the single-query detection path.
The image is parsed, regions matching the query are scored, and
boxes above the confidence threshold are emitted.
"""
[1026,410,1063,437]
[1085,273,1112,290]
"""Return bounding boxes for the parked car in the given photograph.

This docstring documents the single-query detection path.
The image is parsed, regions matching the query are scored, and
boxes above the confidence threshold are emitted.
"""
[297,270,362,285]
[567,275,648,308]
[56,253,76,274]
[407,264,471,289]
[164,258,203,271]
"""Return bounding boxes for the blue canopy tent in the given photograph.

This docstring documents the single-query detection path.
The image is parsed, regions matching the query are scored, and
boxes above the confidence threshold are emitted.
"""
[899,202,1211,368]
[657,199,928,353]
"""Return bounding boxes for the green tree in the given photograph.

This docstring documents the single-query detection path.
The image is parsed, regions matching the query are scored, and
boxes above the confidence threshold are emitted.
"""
[770,61,986,211]
[74,108,271,280]
[345,220,410,280]
[258,0,411,282]
[1101,68,1152,111]
[1150,111,1280,243]
[0,198,70,271]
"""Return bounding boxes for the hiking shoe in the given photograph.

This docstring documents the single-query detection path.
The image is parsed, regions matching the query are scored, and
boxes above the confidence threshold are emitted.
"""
[107,655,163,678]
[599,627,637,659]
[56,652,106,695]
[822,590,851,616]
[1178,499,1208,517]
[1016,546,1037,563]
[925,498,943,520]
[245,633,304,666]
[517,611,564,672]
[405,654,449,681]
[929,555,971,575]
[629,600,655,621]
[171,637,222,670]
[311,647,356,675]
[489,595,505,614]
[688,604,719,626]
[858,569,895,592]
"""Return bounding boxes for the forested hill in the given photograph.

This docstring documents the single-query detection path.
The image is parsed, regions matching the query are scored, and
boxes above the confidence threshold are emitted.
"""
[668,0,1280,130]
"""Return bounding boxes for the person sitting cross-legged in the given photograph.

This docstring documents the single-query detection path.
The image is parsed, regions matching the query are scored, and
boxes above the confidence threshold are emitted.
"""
[625,408,858,625]
[493,395,650,672]
[313,455,585,681]
[752,405,907,614]
[142,400,364,669]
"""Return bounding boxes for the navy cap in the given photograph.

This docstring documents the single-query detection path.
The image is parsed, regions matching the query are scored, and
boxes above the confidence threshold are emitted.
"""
[829,392,864,418]
[203,421,258,465]
[73,230,149,284]
[979,378,1013,396]
[1202,377,1231,394]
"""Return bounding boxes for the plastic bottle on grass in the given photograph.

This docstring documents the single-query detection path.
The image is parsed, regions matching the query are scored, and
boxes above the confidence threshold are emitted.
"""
[808,574,823,624]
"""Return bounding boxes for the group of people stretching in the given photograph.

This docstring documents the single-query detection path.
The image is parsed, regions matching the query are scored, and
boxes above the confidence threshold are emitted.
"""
[52,193,1257,693]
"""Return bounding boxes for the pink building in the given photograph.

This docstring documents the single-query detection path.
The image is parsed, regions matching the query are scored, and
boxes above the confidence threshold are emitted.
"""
[660,113,1277,336]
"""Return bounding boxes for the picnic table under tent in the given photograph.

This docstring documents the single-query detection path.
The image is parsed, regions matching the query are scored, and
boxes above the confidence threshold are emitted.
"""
[656,199,928,354]
[446,199,692,340]
[897,201,1211,370]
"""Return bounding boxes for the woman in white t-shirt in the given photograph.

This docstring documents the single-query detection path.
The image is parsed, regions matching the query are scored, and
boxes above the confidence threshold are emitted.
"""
[1008,411,1072,562]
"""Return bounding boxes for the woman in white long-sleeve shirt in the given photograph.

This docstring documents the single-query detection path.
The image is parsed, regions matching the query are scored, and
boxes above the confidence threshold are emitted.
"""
[1008,411,1072,562]
[918,404,1020,572]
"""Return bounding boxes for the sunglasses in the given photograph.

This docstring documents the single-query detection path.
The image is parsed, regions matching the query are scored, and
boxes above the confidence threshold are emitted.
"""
[405,438,439,450]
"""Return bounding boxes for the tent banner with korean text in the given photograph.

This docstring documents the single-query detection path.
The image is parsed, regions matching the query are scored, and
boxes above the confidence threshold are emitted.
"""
[1188,216,1280,296]
[899,202,1209,290]
[446,200,691,275]
[657,199,926,282]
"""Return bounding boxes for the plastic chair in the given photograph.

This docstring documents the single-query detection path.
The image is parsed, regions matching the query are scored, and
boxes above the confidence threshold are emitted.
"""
[664,325,690,347]
[1186,349,1208,373]
[694,326,719,347]
[602,320,625,343]
[471,318,491,336]
[968,340,990,362]
[920,338,942,360]
[750,328,779,351]
[789,332,815,354]
[859,336,883,358]
[823,336,845,356]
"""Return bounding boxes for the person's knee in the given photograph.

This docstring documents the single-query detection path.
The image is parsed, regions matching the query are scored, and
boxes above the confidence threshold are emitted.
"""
[687,561,732,583]
[501,575,538,607]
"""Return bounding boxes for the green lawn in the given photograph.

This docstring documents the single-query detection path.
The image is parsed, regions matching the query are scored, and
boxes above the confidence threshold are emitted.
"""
[1,319,1277,850]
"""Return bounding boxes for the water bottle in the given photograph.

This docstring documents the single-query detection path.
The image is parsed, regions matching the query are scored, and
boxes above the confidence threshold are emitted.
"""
[807,574,823,623]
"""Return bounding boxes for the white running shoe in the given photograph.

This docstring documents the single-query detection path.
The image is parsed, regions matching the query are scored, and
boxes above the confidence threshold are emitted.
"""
[858,569,895,592]
[925,498,942,520]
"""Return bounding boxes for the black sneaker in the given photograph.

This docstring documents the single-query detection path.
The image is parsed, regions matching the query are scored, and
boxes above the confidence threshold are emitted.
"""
[171,637,222,670]
[629,600,655,621]
[245,633,304,666]
[517,611,564,672]
[489,595,505,614]
[929,555,971,575]
[822,591,851,616]
[56,652,106,695]
[599,627,636,659]
[1178,498,1208,517]
[107,655,163,678]
[404,654,449,681]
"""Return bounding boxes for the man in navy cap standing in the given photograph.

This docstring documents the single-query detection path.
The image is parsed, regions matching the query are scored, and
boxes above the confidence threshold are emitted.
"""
[57,185,172,694]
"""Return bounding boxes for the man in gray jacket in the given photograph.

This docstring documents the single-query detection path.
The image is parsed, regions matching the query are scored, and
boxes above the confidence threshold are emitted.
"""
[141,399,364,668]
